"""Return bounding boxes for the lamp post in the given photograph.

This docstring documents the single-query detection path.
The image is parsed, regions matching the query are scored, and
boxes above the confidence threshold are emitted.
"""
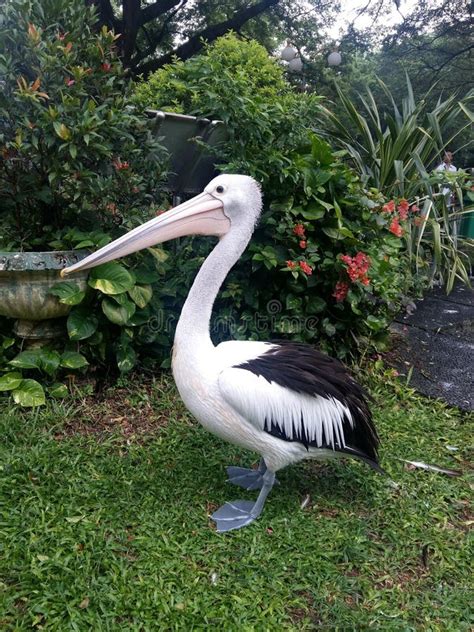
[280,41,303,73]
[327,50,342,67]
[280,41,342,74]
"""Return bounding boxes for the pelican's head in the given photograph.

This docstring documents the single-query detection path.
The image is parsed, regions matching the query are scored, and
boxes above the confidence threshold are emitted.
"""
[61,174,262,277]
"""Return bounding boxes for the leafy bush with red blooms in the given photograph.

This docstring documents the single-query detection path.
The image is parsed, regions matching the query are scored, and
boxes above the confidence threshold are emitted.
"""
[157,135,417,359]
[210,135,416,358]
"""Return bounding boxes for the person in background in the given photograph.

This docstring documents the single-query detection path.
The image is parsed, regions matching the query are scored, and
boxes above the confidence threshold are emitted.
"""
[436,150,457,205]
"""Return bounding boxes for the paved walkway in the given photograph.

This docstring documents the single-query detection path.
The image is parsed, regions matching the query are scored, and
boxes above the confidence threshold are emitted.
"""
[389,282,474,411]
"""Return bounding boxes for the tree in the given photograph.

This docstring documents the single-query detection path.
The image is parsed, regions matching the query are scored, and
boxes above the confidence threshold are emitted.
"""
[380,0,473,98]
[87,0,277,75]
[86,0,340,77]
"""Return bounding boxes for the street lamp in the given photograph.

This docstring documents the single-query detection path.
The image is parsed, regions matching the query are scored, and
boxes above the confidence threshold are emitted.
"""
[280,41,298,62]
[288,56,303,73]
[327,50,342,67]
[280,41,303,73]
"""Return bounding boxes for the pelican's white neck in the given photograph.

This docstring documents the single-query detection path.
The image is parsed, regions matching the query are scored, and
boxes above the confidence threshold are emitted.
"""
[174,225,252,350]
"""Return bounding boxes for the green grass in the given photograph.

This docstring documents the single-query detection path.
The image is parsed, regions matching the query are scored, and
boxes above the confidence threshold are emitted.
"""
[0,371,472,630]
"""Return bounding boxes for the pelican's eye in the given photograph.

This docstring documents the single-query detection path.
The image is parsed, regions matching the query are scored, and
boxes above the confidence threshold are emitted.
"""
[215,185,225,194]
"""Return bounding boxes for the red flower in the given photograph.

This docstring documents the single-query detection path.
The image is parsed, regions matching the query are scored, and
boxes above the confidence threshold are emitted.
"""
[299,261,313,275]
[397,198,409,213]
[340,252,371,284]
[333,281,349,302]
[410,204,420,213]
[293,223,305,238]
[382,200,395,213]
[299,240,307,249]
[389,217,403,237]
[65,78,75,87]
[113,158,129,171]
[286,260,296,269]
[101,62,112,72]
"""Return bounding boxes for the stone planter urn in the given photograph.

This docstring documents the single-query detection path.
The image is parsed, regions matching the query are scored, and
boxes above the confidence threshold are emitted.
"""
[0,250,89,344]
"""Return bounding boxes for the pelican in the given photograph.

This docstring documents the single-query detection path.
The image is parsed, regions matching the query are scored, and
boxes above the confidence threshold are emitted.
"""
[62,174,383,532]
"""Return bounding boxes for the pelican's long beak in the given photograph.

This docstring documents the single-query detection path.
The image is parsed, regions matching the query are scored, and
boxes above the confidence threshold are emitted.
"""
[61,192,229,277]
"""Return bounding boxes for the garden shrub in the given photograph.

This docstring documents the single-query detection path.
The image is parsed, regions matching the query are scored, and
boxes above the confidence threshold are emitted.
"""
[0,0,167,249]
[134,36,416,359]
[133,33,321,185]
[155,135,415,360]
[0,0,169,403]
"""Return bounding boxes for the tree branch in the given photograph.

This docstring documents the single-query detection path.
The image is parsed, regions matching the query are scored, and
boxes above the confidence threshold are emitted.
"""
[132,0,187,67]
[135,0,280,77]
[85,0,120,30]
[139,0,184,27]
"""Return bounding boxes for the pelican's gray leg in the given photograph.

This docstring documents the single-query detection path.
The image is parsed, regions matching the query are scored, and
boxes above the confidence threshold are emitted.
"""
[226,458,278,490]
[211,469,276,532]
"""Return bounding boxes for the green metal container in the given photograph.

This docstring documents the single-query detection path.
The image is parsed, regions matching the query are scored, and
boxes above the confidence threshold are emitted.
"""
[459,211,474,239]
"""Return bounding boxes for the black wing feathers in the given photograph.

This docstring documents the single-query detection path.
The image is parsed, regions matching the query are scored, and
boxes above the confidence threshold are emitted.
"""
[235,341,380,466]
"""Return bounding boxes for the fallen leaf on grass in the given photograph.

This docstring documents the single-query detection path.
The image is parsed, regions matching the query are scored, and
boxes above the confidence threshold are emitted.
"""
[300,494,311,509]
[421,544,433,569]
[400,459,462,477]
[79,597,89,609]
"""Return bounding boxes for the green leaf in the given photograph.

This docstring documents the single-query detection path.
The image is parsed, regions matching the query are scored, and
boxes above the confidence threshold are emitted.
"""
[147,247,169,263]
[306,296,326,313]
[39,350,61,376]
[323,320,336,336]
[269,197,293,213]
[53,121,71,140]
[67,308,98,341]
[2,337,15,350]
[0,371,23,391]
[60,351,89,369]
[49,281,85,306]
[321,227,347,240]
[365,315,384,331]
[300,204,326,221]
[102,296,135,325]
[13,379,45,407]
[48,383,68,398]
[9,350,42,370]
[285,295,302,311]
[116,345,137,372]
[74,240,95,249]
[88,262,135,295]
[128,284,153,309]
[133,267,160,284]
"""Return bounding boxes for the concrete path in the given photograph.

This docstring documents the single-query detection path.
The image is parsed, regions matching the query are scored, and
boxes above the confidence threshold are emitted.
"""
[389,283,473,411]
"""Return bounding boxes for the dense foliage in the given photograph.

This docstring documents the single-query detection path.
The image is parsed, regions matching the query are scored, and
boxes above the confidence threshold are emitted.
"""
[0,0,166,251]
[0,0,170,404]
[134,36,415,359]
[134,33,321,185]
[321,78,474,290]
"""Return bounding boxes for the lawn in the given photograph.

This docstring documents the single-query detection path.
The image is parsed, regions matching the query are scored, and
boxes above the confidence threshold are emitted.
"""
[0,370,472,630]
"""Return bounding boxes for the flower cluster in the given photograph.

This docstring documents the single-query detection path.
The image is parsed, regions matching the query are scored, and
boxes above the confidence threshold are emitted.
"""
[286,260,313,276]
[113,158,129,171]
[381,198,420,237]
[293,223,305,238]
[340,252,371,285]
[389,216,403,237]
[332,280,349,302]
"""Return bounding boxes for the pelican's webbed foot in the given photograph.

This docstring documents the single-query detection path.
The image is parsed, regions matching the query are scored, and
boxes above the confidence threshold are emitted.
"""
[226,458,279,490]
[211,469,276,532]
